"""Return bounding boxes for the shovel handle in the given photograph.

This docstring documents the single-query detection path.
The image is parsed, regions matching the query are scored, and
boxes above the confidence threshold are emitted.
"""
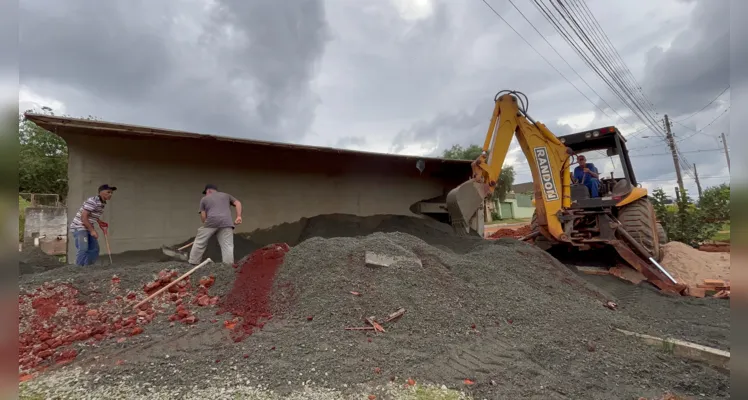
[104,232,113,264]
[177,241,194,251]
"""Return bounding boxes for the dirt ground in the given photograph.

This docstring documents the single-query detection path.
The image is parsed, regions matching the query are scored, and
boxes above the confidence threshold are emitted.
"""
[660,242,730,288]
[18,214,730,399]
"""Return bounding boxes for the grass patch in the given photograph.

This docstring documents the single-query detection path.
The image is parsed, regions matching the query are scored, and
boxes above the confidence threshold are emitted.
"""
[711,222,730,242]
[404,384,467,400]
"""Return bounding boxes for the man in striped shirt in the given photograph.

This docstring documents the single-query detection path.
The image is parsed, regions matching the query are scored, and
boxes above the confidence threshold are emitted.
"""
[69,184,116,266]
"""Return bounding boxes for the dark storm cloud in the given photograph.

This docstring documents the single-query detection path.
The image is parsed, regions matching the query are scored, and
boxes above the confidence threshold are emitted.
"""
[19,0,330,141]
[389,103,486,155]
[641,0,729,117]
[20,1,175,101]
[389,97,576,158]
[201,0,331,132]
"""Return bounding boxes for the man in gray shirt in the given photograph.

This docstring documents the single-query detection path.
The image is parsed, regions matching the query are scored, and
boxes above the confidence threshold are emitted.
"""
[188,184,243,265]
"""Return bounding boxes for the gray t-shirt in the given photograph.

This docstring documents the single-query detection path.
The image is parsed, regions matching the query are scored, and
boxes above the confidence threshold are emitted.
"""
[199,192,238,229]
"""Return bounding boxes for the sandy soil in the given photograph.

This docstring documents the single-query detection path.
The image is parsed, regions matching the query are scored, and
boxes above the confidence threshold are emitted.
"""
[660,242,730,288]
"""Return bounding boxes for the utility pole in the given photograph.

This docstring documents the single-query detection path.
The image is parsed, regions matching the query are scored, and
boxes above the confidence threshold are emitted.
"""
[693,163,703,197]
[675,186,680,202]
[720,132,730,172]
[663,114,685,193]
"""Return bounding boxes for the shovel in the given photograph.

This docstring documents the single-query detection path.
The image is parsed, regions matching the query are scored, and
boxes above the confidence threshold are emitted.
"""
[161,241,193,261]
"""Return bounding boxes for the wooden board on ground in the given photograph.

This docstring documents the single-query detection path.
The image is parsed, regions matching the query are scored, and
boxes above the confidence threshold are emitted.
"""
[576,266,610,276]
[616,328,730,370]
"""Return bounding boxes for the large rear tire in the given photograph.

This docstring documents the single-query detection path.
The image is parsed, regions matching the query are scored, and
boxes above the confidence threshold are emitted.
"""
[531,211,553,251]
[656,222,668,246]
[618,198,662,262]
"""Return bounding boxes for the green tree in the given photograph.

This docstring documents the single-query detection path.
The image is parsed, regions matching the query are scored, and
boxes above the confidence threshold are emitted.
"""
[441,144,516,202]
[698,183,730,223]
[442,144,483,161]
[18,110,69,201]
[650,187,720,247]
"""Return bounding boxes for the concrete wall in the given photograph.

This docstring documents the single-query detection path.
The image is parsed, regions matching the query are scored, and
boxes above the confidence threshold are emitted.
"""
[493,199,534,220]
[23,206,67,243]
[62,132,467,256]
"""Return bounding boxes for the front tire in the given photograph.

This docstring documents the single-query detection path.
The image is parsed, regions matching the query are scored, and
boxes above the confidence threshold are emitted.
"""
[531,211,553,251]
[618,198,662,262]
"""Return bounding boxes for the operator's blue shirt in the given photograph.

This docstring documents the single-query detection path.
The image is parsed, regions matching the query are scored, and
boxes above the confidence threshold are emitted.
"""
[573,163,600,197]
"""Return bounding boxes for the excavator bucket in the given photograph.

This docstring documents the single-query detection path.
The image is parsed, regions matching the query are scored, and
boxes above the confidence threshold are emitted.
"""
[446,179,490,235]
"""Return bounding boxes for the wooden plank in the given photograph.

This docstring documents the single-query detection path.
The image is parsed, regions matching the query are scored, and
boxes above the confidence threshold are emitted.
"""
[365,317,385,333]
[133,259,212,310]
[616,329,730,369]
[576,266,611,276]
[685,287,706,298]
[383,308,406,323]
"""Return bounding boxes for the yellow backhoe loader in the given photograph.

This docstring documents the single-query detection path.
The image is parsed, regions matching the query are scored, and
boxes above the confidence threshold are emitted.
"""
[444,90,685,294]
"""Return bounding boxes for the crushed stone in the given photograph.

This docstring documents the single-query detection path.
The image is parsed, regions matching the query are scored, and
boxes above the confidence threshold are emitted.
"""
[19,245,64,275]
[18,214,730,399]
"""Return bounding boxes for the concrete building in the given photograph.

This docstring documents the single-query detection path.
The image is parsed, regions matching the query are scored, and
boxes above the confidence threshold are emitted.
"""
[25,113,472,257]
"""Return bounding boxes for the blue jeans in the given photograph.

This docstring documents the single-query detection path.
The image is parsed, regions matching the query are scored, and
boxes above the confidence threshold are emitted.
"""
[72,229,99,266]
[585,181,599,197]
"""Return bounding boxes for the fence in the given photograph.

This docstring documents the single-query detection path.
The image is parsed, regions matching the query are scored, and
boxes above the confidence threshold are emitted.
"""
[19,193,63,207]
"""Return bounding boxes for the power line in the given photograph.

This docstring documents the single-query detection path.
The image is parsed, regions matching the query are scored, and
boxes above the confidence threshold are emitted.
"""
[477,0,613,118]
[674,106,730,142]
[551,0,663,131]
[674,86,730,122]
[566,0,660,118]
[503,0,630,124]
[586,148,724,160]
[641,175,729,183]
[531,0,666,138]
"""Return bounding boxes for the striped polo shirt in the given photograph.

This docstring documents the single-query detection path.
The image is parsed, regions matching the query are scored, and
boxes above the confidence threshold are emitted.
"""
[70,196,106,230]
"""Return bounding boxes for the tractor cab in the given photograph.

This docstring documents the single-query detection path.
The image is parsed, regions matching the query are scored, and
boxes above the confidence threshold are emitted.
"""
[558,126,639,208]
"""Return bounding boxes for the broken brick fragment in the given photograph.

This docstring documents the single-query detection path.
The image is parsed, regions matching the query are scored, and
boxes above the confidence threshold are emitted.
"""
[143,281,162,294]
[54,349,78,365]
[129,327,144,336]
[195,295,211,307]
[199,276,215,288]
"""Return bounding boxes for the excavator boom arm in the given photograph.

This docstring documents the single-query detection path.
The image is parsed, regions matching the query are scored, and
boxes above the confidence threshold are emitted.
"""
[447,91,571,240]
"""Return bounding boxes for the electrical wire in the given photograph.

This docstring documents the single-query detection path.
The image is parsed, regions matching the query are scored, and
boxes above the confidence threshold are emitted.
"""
[585,148,723,160]
[503,0,631,124]
[565,0,660,118]
[674,106,730,142]
[674,86,730,122]
[478,0,613,119]
[537,0,666,137]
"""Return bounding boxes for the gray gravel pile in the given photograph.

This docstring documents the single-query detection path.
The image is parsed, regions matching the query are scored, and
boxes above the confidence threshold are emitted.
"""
[19,245,64,275]
[242,213,484,254]
[580,274,731,351]
[17,215,730,399]
[267,232,728,399]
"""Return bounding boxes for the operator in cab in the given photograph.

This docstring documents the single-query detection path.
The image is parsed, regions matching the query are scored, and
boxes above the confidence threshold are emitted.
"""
[573,155,601,197]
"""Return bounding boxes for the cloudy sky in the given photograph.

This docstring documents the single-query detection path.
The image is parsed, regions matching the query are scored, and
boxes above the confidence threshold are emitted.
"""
[18,0,732,198]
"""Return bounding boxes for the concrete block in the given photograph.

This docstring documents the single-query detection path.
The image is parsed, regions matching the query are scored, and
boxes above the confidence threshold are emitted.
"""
[40,236,67,256]
[616,329,730,369]
[23,206,67,244]
[365,251,422,268]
